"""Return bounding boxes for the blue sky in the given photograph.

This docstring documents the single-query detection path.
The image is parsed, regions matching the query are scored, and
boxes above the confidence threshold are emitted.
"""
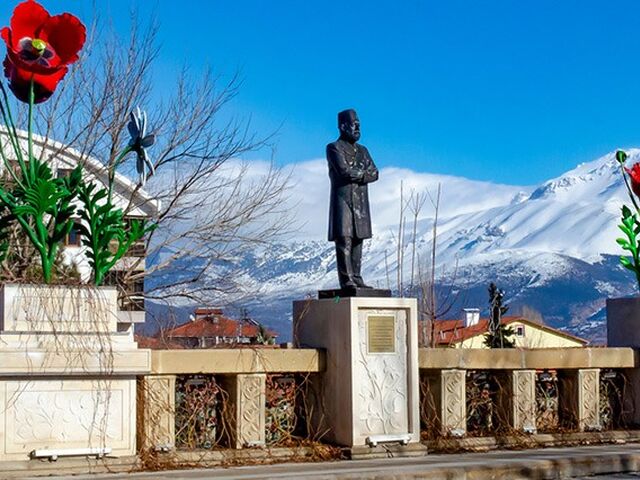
[2,1,640,185]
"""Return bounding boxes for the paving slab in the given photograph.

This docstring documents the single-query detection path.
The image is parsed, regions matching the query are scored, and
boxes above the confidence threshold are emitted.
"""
[17,443,640,480]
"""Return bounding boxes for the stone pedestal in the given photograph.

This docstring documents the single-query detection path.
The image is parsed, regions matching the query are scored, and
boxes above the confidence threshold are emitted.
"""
[222,374,266,448]
[0,284,150,461]
[426,369,466,436]
[559,369,600,431]
[293,297,420,450]
[623,368,640,427]
[607,297,640,426]
[506,370,537,433]
[607,297,640,348]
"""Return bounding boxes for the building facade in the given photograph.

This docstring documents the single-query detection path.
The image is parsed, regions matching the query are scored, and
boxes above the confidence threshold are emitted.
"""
[432,316,587,348]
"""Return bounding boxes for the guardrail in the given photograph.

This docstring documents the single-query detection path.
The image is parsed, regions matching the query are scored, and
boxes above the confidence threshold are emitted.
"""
[138,348,323,451]
[419,347,638,437]
[138,347,640,453]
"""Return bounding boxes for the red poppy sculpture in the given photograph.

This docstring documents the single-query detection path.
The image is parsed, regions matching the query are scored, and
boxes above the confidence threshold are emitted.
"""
[615,150,640,291]
[0,1,155,286]
[625,163,640,199]
[0,0,85,103]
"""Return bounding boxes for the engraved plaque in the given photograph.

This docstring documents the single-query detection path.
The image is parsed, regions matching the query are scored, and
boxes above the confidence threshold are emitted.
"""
[367,315,395,353]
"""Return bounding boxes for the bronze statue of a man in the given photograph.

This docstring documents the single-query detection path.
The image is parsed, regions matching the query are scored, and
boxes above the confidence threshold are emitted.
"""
[326,109,379,289]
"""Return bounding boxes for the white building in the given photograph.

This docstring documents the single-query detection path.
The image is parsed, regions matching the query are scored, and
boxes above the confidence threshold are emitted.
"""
[1,131,160,324]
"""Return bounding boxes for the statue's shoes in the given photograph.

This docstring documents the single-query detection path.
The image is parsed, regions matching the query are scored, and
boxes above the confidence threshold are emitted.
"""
[354,278,373,289]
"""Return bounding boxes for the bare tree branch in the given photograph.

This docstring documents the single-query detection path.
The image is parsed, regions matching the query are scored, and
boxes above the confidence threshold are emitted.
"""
[7,10,292,311]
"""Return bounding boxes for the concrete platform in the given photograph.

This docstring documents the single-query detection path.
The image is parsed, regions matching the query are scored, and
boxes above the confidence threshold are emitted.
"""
[20,443,640,479]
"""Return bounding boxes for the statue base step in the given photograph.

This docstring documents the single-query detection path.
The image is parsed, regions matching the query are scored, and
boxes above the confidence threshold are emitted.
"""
[347,442,428,460]
[318,287,391,299]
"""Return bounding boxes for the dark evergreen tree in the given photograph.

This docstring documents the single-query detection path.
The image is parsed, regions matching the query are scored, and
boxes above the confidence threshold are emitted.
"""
[483,282,516,348]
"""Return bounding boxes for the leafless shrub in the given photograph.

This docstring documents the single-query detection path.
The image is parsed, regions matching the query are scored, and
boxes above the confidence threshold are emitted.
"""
[466,370,499,436]
[600,369,630,430]
[536,370,560,432]
[175,375,229,450]
[418,372,440,440]
[266,374,297,446]
[9,9,293,313]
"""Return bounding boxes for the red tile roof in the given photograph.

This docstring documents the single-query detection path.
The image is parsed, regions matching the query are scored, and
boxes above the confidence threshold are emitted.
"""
[432,316,587,347]
[165,311,277,339]
[135,334,185,350]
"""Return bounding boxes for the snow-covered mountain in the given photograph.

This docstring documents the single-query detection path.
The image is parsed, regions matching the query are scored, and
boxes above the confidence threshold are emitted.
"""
[146,149,640,344]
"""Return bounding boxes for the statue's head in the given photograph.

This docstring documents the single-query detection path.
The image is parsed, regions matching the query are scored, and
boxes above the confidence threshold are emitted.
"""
[338,109,360,143]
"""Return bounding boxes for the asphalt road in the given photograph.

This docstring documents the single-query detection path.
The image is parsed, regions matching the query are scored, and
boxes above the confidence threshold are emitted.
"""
[27,443,640,480]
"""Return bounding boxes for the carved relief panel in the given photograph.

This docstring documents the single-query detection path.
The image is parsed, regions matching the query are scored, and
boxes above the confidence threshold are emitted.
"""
[512,370,536,432]
[578,368,600,431]
[356,309,409,437]
[441,369,466,434]
[0,378,135,459]
[235,374,265,448]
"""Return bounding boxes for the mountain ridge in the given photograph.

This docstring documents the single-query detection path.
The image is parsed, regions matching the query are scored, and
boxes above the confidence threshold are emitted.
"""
[145,149,640,344]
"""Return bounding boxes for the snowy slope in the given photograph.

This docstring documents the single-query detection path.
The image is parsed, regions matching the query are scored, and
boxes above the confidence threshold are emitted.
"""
[146,149,640,343]
[252,149,637,293]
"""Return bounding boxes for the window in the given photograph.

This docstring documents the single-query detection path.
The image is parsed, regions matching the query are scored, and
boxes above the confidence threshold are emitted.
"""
[516,325,525,337]
[104,270,145,311]
[56,168,74,178]
[64,221,82,246]
[127,242,146,258]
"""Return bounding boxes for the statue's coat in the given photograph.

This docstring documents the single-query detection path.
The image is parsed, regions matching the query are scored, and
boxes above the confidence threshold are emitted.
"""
[326,138,379,241]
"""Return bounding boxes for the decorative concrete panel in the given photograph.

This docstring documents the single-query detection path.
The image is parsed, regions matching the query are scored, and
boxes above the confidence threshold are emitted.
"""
[578,369,600,431]
[356,310,408,436]
[512,370,536,433]
[237,374,266,447]
[293,297,419,448]
[139,375,175,450]
[225,374,266,448]
[440,369,466,435]
[559,368,600,432]
[0,378,136,461]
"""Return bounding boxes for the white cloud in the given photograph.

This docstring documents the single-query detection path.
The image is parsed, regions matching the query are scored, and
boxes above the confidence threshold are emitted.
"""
[281,158,530,240]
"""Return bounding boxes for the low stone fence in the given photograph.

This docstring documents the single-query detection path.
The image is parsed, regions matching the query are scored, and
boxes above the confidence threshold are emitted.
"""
[138,346,640,459]
[138,348,324,453]
[419,347,638,438]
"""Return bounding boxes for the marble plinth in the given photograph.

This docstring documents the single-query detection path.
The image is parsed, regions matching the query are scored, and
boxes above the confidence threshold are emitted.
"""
[0,284,149,462]
[607,297,640,348]
[293,296,420,449]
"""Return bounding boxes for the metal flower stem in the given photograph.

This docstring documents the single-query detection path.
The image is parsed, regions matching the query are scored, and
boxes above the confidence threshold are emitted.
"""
[0,79,58,283]
[0,83,46,267]
[107,146,132,203]
[26,78,53,282]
